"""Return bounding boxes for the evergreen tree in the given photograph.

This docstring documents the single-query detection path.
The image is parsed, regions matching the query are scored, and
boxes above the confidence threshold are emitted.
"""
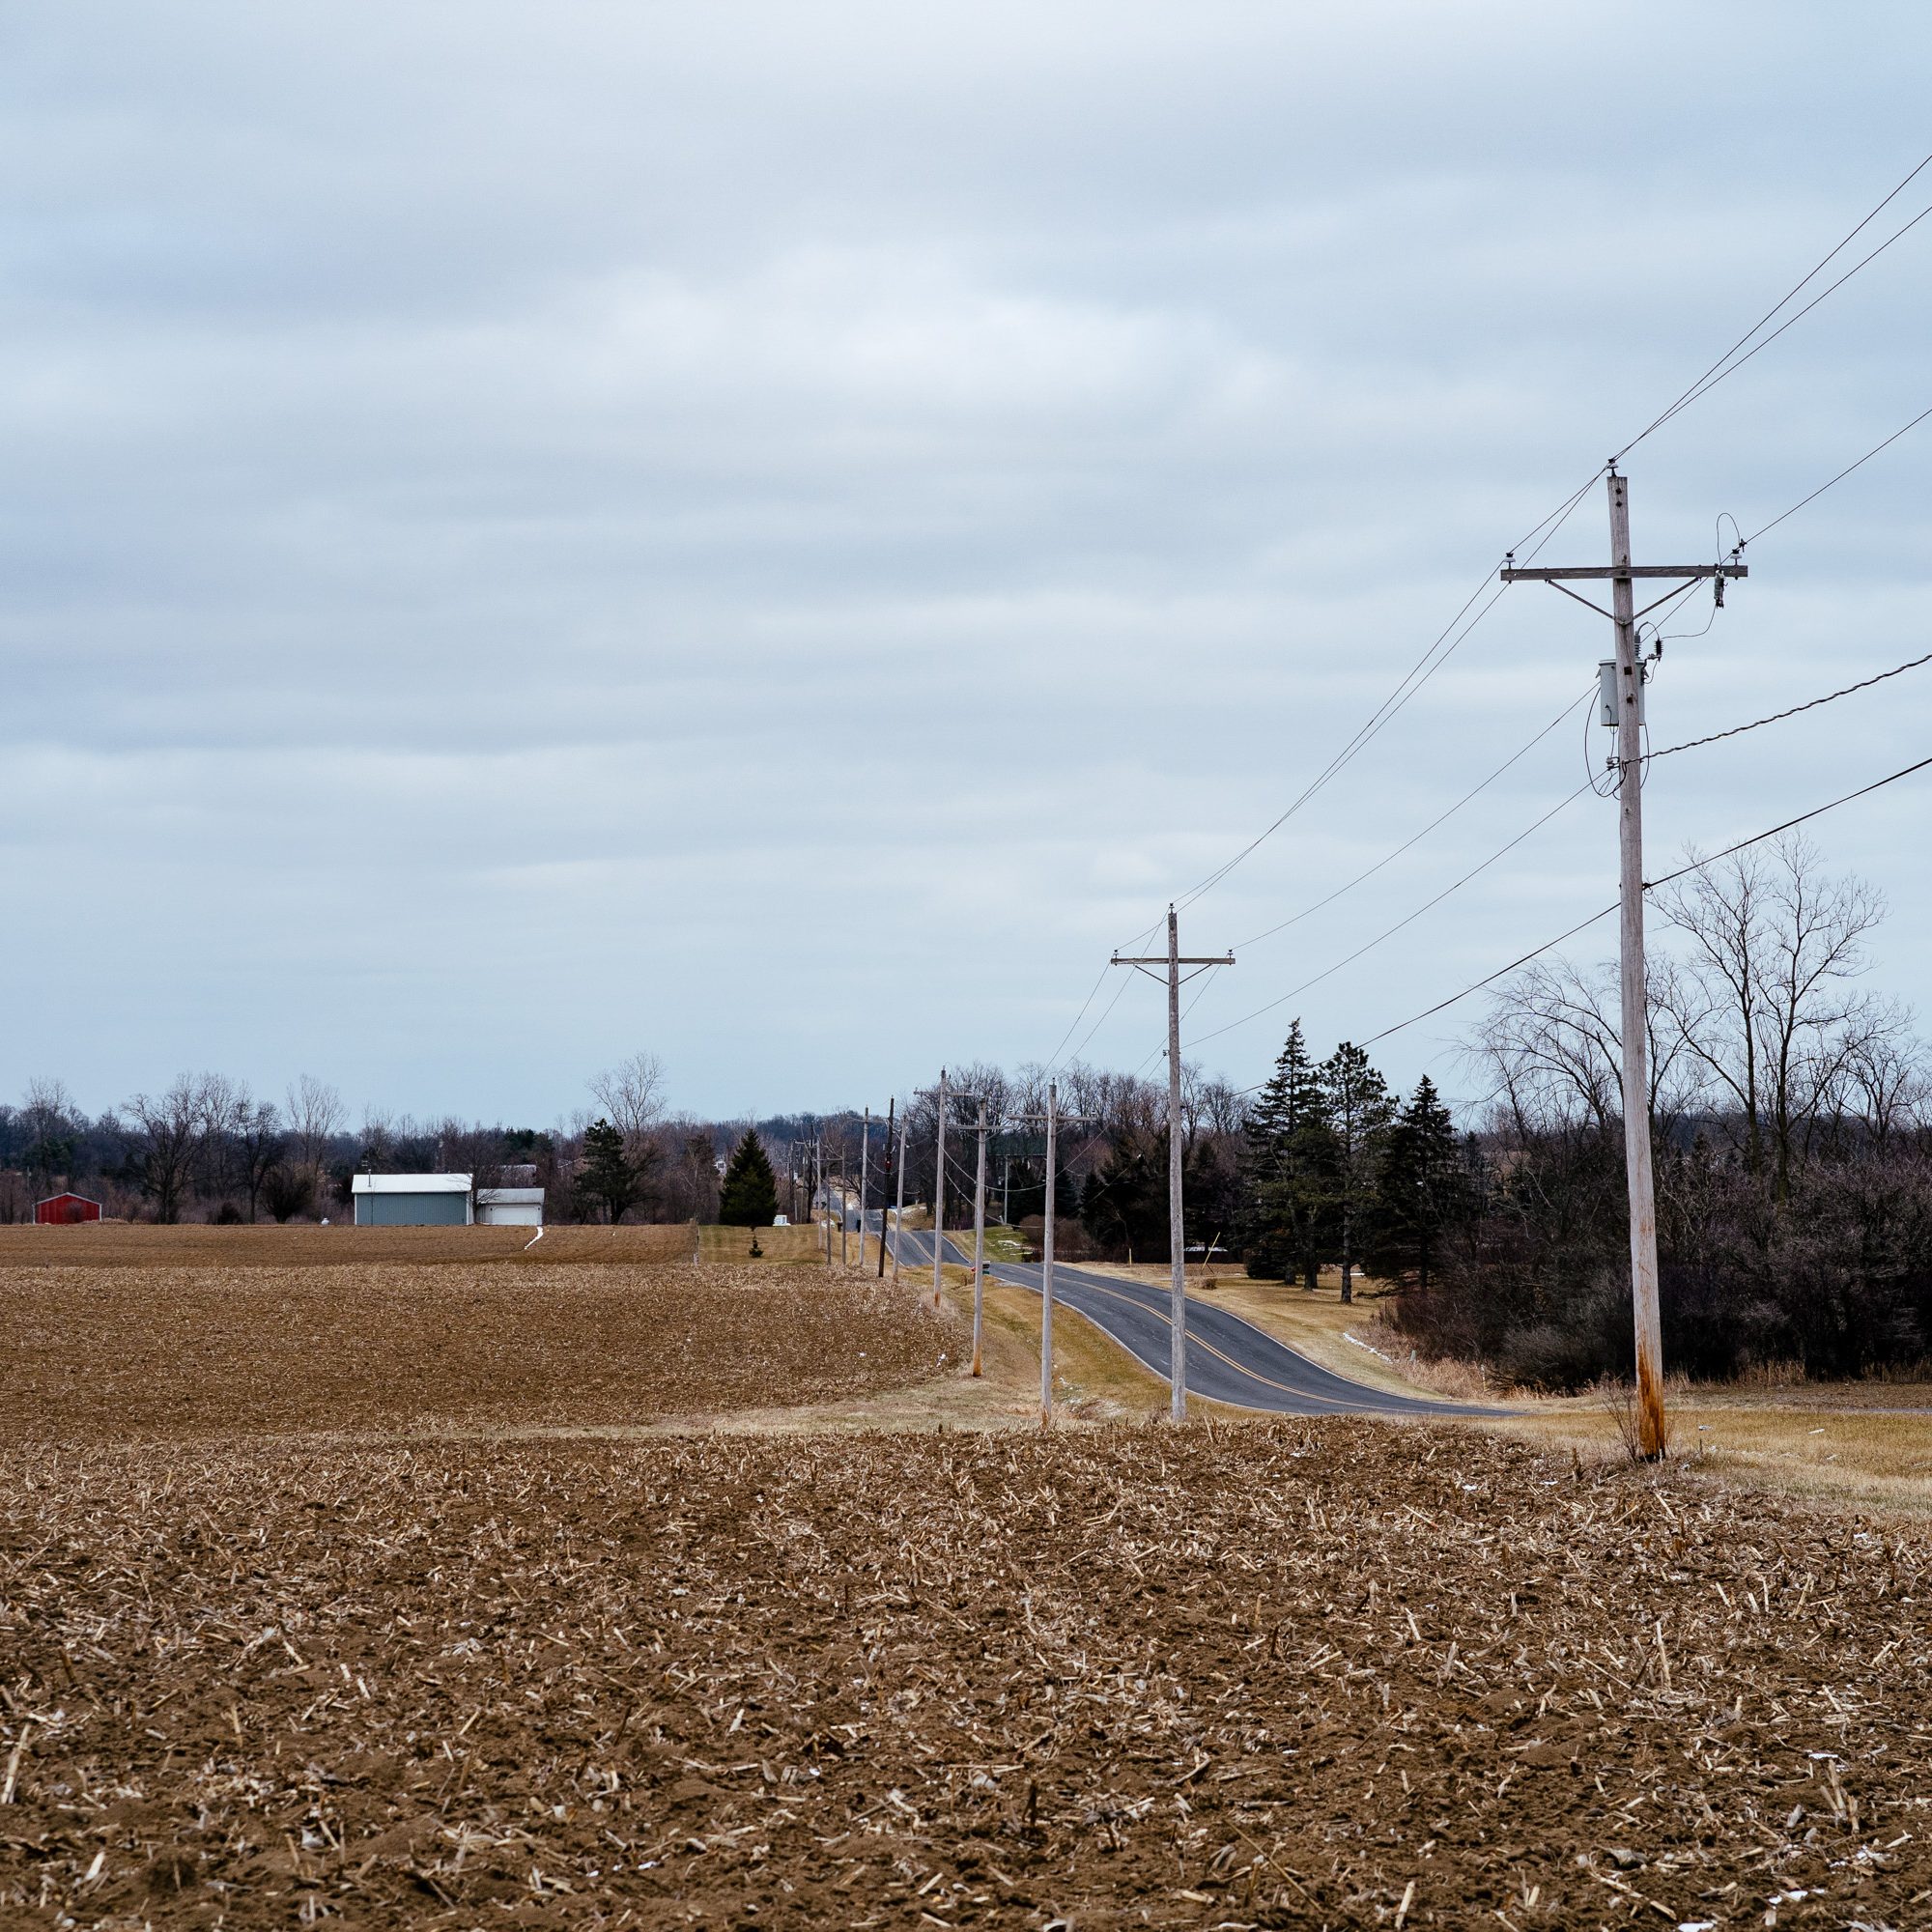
[1238,1020,1337,1289]
[1317,1041,1395,1305]
[577,1117,640,1224]
[718,1128,780,1227]
[1368,1076,1468,1292]
[1080,1127,1167,1261]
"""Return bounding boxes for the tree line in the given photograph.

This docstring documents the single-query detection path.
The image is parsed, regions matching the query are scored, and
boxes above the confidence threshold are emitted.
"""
[17,833,1924,1394]
[1393,835,1932,1386]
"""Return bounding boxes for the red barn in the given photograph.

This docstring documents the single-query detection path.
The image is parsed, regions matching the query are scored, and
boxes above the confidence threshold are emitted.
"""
[35,1193,102,1225]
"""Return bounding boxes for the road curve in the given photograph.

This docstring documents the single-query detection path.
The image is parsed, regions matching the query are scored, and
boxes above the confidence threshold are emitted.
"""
[888,1229,1503,1419]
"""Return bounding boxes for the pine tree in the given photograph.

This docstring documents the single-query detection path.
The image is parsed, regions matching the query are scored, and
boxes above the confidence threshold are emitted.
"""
[1369,1076,1468,1292]
[577,1118,640,1225]
[1238,1020,1337,1289]
[1318,1040,1395,1305]
[718,1128,780,1227]
[1080,1127,1167,1262]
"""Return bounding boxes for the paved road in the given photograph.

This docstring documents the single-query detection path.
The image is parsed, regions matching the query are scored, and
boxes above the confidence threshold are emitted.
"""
[889,1229,1501,1418]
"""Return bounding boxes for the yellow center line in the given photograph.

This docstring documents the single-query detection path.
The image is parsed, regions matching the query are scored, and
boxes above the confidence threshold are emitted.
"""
[993,1263,1379,1412]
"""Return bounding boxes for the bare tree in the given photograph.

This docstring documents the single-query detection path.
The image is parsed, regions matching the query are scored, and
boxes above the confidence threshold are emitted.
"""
[1837,1019,1929,1147]
[589,1052,666,1153]
[1660,835,1890,1200]
[234,1094,286,1223]
[285,1075,346,1173]
[20,1076,79,1195]
[1472,955,1699,1139]
[122,1074,228,1223]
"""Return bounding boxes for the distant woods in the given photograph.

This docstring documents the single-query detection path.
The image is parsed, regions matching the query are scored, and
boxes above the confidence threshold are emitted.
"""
[0,1053,720,1229]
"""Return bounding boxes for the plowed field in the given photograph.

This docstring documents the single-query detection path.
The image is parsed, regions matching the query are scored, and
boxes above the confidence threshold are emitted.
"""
[5,1262,947,1440]
[4,1424,1930,1929]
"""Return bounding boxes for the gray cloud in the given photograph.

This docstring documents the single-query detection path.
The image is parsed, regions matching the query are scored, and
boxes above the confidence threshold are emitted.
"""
[2,1,1928,1122]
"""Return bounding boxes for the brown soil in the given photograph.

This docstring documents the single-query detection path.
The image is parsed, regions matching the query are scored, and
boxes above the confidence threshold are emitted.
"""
[0,1223,698,1268]
[4,1424,1929,1928]
[4,1263,947,1442]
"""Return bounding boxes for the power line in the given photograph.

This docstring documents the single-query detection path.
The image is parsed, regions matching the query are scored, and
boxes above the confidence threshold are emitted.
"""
[1185,778,1595,1052]
[1647,650,1932,760]
[1105,153,1932,982]
[1646,752,1932,888]
[1618,147,1932,459]
[1161,474,1600,923]
[1231,685,1594,951]
[1058,970,1133,1070]
[1742,402,1932,547]
[1042,961,1111,1073]
[1356,750,1932,1050]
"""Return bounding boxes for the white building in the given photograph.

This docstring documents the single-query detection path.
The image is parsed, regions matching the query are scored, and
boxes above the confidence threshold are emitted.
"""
[477,1186,544,1227]
[350,1174,546,1228]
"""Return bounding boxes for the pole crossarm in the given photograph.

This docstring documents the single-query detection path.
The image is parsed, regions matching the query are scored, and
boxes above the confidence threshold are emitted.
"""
[1500,563,1747,582]
[1110,909,1233,1422]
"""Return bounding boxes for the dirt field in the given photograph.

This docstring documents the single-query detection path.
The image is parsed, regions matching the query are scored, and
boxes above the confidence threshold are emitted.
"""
[0,1224,698,1267]
[5,1261,948,1441]
[8,1236,1932,1926]
[5,1424,1931,1929]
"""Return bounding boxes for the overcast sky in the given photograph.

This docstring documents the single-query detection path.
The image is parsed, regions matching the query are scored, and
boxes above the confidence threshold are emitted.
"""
[4,2,1930,1127]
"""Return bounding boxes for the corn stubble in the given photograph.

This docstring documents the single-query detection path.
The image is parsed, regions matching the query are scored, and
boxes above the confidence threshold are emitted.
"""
[5,1423,1931,1927]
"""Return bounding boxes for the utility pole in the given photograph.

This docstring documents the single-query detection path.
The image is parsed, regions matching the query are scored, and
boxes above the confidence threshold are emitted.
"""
[856,1106,869,1271]
[818,1135,830,1265]
[930,1069,948,1311]
[877,1097,895,1279]
[970,1097,989,1376]
[1502,467,1746,1460]
[1040,1087,1057,1424]
[1007,1084,1094,1427]
[1112,907,1234,1422]
[838,1147,848,1266]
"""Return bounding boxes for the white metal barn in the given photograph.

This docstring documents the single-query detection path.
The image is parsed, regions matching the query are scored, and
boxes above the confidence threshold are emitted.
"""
[351,1173,474,1225]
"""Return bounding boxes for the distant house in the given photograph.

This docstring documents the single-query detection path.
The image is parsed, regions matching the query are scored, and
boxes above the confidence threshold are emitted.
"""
[351,1174,473,1227]
[35,1192,101,1225]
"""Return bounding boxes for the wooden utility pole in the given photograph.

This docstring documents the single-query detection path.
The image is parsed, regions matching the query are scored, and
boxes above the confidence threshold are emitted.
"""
[1006,1084,1093,1426]
[970,1097,989,1376]
[856,1106,870,1271]
[1112,907,1234,1422]
[1040,1086,1057,1423]
[818,1135,831,1265]
[930,1069,948,1311]
[834,1118,848,1267]
[1502,468,1746,1459]
[878,1097,896,1279]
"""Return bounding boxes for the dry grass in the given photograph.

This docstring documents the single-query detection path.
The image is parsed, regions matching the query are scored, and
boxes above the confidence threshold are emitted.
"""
[695,1224,831,1265]
[968,1278,1171,1421]
[6,1424,1932,1927]
[1500,1399,1932,1514]
[4,1262,950,1443]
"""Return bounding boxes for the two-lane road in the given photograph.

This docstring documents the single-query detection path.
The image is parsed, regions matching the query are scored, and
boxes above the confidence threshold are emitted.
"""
[889,1229,1500,1419]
